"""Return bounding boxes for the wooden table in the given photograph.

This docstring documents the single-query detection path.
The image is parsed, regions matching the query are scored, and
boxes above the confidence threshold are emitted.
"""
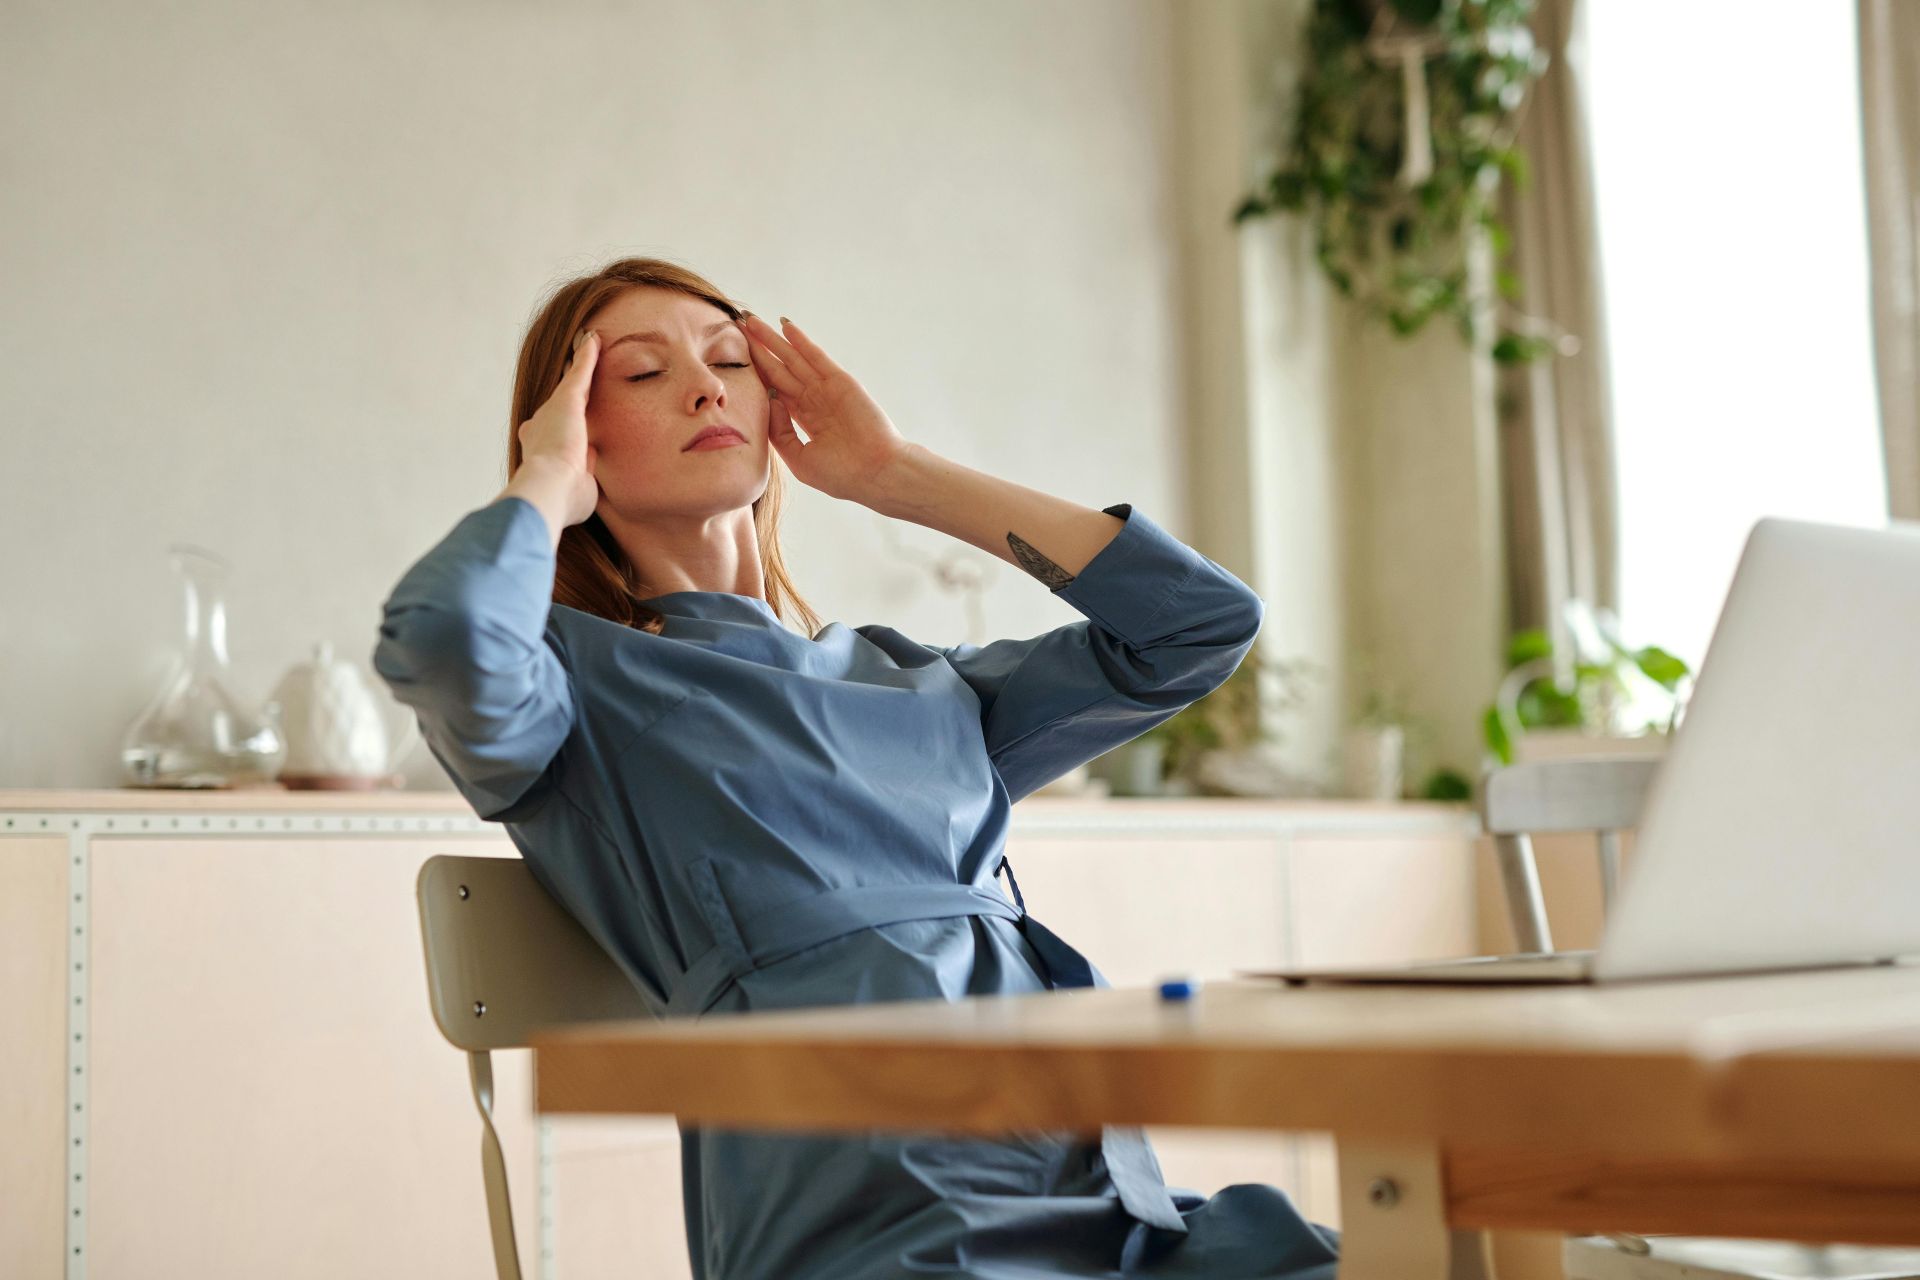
[532,964,1920,1279]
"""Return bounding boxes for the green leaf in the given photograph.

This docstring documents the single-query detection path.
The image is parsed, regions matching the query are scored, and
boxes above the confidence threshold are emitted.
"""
[1230,197,1270,225]
[1634,645,1690,689]
[1515,678,1582,728]
[1541,689,1586,727]
[1330,0,1374,39]
[1271,171,1309,207]
[1495,146,1531,188]
[1422,767,1474,801]
[1251,0,1541,358]
[1492,330,1552,365]
[1505,628,1553,667]
[1482,705,1514,766]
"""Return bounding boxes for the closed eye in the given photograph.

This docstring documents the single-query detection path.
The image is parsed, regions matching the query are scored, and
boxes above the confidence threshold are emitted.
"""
[627,363,751,383]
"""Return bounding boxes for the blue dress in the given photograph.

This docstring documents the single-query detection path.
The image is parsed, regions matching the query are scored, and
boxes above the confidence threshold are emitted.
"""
[373,494,1342,1280]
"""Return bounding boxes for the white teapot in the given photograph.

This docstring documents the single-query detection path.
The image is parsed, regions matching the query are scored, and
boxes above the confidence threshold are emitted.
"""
[268,642,419,789]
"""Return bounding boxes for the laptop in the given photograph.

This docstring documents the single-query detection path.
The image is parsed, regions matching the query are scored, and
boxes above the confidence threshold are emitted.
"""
[1244,515,1920,986]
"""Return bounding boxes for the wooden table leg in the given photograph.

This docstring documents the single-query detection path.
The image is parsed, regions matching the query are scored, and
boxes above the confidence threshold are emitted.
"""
[1336,1137,1494,1280]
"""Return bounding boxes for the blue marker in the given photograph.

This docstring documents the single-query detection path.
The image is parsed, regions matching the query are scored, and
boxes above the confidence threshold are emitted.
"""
[1158,976,1200,1001]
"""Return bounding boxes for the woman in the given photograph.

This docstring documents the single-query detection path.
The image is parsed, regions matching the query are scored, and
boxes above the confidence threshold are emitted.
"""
[372,257,1341,1280]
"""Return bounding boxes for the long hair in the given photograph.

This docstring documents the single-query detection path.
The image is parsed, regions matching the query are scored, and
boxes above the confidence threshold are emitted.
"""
[506,257,822,638]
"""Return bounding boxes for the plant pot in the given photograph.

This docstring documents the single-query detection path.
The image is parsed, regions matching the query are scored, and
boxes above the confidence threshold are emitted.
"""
[1341,724,1406,800]
[1106,738,1168,797]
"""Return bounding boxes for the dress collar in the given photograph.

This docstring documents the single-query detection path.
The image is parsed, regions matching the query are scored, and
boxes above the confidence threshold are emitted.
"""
[639,590,781,624]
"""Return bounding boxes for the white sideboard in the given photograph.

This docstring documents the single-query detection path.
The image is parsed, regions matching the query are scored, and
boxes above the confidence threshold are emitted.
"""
[0,789,1482,1279]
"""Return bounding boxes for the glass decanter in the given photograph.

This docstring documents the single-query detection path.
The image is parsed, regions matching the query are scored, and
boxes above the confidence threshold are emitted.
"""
[120,543,285,788]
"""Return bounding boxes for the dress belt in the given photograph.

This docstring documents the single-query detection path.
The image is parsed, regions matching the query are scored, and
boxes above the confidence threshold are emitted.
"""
[665,856,1190,1234]
[666,875,1025,1019]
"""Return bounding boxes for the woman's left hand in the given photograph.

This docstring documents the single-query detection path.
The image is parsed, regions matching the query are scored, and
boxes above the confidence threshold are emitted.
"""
[739,313,914,505]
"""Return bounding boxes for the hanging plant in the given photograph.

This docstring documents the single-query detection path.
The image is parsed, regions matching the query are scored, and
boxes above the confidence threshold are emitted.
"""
[1233,0,1564,364]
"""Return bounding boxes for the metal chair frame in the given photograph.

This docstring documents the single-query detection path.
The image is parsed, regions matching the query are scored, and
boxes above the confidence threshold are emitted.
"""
[415,854,654,1280]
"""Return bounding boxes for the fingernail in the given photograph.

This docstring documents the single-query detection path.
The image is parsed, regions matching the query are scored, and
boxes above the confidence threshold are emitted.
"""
[573,329,589,352]
[740,309,755,320]
[779,315,792,327]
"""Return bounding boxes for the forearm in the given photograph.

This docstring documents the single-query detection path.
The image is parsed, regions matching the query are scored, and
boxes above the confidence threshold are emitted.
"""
[495,458,578,551]
[864,444,1125,588]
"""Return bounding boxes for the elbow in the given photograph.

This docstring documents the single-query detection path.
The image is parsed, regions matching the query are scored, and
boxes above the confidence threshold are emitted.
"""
[1195,590,1265,698]
[1208,585,1264,659]
[1134,596,1265,707]
[372,602,482,705]
[1235,589,1265,647]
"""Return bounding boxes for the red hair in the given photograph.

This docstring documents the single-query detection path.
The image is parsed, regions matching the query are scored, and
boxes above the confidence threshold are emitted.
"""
[506,257,821,637]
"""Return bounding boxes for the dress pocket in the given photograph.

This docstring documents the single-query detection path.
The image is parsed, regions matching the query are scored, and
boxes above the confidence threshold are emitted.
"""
[686,856,751,972]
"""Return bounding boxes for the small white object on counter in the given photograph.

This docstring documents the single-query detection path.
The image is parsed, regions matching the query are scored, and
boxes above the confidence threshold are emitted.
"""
[269,641,418,784]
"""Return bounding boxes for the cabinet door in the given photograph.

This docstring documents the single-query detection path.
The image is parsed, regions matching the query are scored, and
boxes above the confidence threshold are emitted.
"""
[998,832,1291,988]
[1286,833,1478,967]
[548,1117,691,1278]
[1,836,68,1278]
[88,834,538,1278]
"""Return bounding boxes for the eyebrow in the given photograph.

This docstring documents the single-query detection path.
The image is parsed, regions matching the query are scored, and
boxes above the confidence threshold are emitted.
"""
[603,319,741,352]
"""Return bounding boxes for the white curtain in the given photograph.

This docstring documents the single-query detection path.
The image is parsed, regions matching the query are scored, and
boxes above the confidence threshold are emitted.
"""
[1859,0,1920,521]
[1494,0,1619,672]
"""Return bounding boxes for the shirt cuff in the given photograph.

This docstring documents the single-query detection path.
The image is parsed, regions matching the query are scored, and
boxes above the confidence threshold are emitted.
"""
[1048,503,1205,646]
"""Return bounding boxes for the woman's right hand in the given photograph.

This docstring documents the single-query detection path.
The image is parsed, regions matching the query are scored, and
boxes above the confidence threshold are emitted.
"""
[505,328,602,538]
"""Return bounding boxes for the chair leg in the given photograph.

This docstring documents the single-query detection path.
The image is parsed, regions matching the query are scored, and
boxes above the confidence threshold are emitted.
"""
[1596,831,1623,918]
[1493,833,1555,953]
[469,1050,524,1280]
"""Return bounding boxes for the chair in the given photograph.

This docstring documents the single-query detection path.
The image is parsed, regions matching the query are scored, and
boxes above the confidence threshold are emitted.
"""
[415,854,654,1280]
[1478,756,1920,1280]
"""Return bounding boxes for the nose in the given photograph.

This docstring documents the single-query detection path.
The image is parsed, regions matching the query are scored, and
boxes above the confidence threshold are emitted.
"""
[689,364,726,412]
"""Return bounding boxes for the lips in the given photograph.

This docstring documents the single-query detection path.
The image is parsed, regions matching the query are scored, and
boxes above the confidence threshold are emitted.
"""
[684,424,746,450]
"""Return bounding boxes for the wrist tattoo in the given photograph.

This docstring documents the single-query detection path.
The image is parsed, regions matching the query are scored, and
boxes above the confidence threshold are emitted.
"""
[1007,532,1074,589]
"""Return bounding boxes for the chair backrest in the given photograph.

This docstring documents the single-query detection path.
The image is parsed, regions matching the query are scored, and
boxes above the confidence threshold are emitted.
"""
[1476,756,1663,954]
[1480,756,1662,836]
[416,854,656,1280]
[416,853,654,1051]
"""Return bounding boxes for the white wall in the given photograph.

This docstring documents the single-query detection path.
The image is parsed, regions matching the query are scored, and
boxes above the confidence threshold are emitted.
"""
[0,0,1200,789]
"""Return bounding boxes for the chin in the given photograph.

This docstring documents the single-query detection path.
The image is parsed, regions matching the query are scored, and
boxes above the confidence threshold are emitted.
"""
[601,473,771,522]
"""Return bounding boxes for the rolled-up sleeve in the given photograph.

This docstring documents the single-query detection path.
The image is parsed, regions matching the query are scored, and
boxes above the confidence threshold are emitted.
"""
[935,503,1264,804]
[371,496,575,820]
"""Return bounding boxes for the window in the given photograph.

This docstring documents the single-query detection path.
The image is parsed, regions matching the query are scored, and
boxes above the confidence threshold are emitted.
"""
[1583,1,1887,674]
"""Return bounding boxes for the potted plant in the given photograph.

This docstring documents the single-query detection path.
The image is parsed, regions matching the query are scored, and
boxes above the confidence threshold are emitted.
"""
[1344,685,1479,802]
[1344,687,1414,800]
[1103,649,1319,796]
[1482,601,1692,767]
[1231,0,1562,366]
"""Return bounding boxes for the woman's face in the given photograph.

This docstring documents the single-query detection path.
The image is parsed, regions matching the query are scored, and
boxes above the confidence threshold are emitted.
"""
[581,286,767,520]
